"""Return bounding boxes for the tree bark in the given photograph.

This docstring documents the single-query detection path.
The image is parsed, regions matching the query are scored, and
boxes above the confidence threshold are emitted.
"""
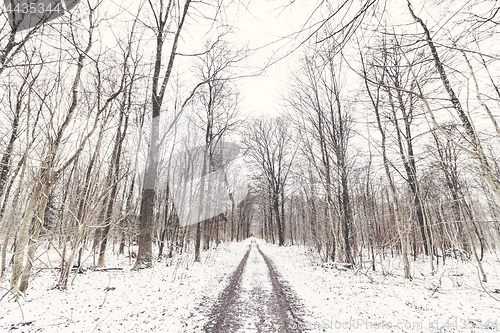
[135,0,192,269]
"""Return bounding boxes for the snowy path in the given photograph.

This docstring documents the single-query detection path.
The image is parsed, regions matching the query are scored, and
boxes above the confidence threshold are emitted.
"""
[2,239,499,332]
[204,241,306,333]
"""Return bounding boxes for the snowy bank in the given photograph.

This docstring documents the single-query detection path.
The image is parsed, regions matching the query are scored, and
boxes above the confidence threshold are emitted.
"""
[0,240,251,332]
[259,240,500,333]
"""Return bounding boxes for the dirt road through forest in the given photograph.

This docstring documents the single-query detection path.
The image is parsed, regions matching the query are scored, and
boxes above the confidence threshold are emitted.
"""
[203,241,306,333]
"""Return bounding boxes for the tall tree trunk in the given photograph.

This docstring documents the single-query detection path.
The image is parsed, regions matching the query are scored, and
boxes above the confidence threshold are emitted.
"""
[0,82,24,203]
[0,151,28,279]
[119,175,136,256]
[135,0,192,269]
[273,190,284,246]
[362,54,412,279]
[98,109,129,267]
[408,0,500,212]
[390,85,431,256]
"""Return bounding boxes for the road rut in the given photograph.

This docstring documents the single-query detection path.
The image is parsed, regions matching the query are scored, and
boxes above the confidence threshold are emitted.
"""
[204,241,306,333]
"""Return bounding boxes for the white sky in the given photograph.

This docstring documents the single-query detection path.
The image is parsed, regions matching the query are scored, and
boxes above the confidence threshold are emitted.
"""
[216,0,326,116]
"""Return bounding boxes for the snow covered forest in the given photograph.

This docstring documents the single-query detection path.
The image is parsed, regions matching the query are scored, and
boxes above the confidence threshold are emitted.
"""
[1,0,500,332]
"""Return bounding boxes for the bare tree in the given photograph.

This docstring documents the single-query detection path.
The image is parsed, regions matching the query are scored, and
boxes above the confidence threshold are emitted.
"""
[406,0,491,281]
[190,40,244,260]
[134,0,194,269]
[361,50,412,279]
[242,117,294,246]
[10,3,127,294]
[286,48,355,265]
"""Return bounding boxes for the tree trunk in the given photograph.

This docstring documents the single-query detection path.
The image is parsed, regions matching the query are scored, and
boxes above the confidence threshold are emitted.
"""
[134,0,192,270]
[11,173,45,293]
[362,54,412,279]
[0,152,28,279]
[98,109,129,267]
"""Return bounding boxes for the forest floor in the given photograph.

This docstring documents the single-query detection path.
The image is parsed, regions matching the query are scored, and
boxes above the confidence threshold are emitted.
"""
[1,238,500,332]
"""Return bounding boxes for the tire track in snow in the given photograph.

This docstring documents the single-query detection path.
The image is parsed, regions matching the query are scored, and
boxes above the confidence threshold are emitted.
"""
[204,242,306,333]
[256,245,306,332]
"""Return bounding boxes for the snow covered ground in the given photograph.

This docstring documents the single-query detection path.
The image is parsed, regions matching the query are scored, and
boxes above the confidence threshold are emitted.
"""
[261,239,500,332]
[0,241,250,332]
[1,238,500,332]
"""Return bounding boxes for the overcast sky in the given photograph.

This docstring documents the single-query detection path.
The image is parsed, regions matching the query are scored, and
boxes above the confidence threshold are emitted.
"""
[214,0,326,116]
